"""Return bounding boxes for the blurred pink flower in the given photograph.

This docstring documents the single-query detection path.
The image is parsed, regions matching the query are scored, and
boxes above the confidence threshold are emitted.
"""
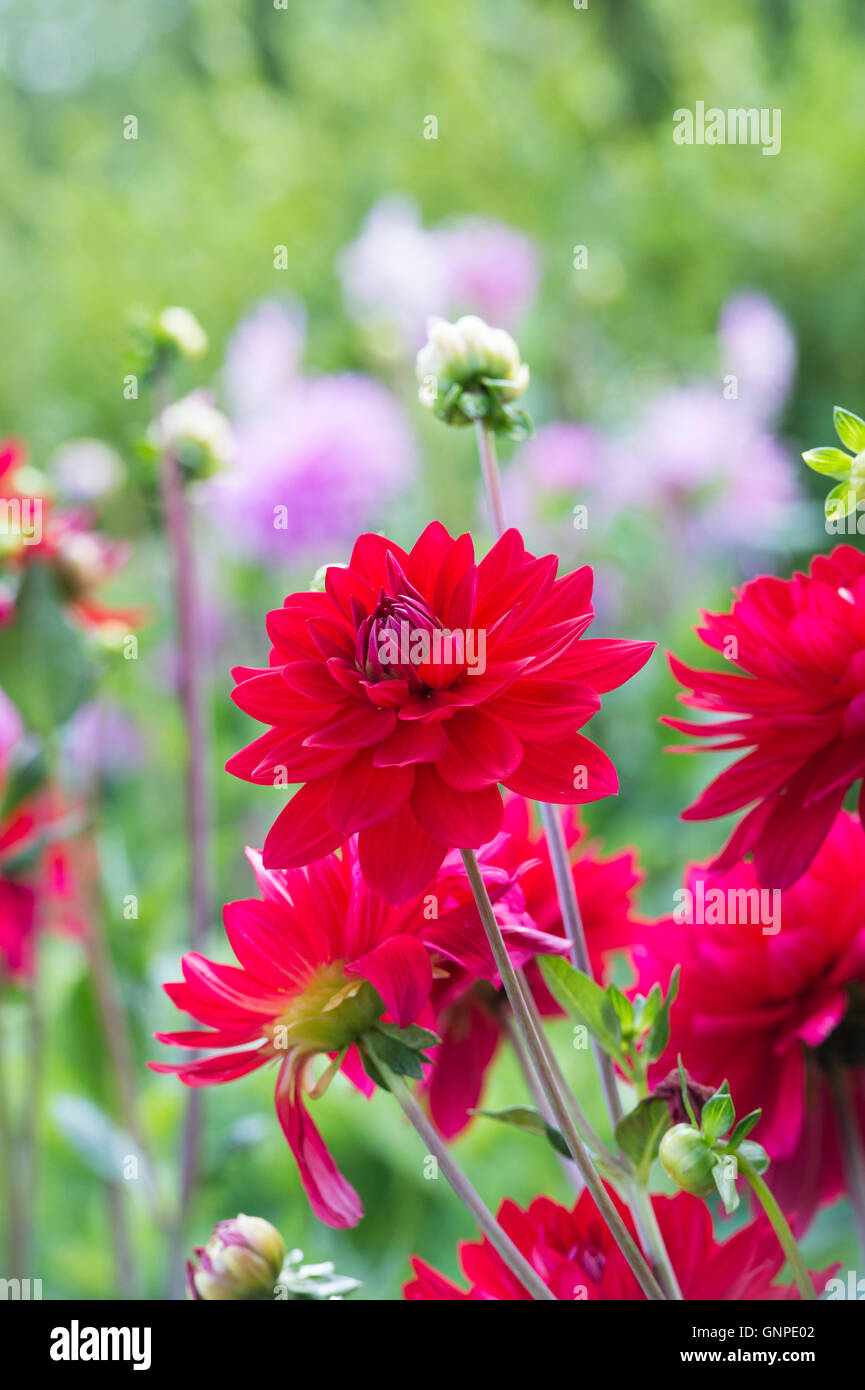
[205,372,416,562]
[337,196,538,350]
[223,299,307,420]
[719,291,796,426]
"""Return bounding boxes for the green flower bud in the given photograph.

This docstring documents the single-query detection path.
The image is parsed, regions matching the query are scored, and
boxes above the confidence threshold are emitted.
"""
[416,314,530,436]
[187,1214,286,1301]
[659,1123,717,1197]
[156,306,208,360]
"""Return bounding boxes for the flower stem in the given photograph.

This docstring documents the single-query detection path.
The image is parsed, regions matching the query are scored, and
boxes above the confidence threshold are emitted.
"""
[536,801,625,1127]
[471,419,681,1297]
[157,371,212,1297]
[475,420,506,536]
[828,1056,865,1261]
[737,1154,816,1300]
[364,1035,556,1301]
[461,848,665,1300]
[626,1180,683,1302]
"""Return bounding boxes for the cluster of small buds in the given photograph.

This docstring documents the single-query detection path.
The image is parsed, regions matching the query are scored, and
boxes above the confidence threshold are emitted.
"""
[415,314,532,439]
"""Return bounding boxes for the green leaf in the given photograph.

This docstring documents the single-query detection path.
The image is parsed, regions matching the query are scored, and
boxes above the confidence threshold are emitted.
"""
[834,405,865,454]
[473,1104,571,1160]
[0,564,92,734]
[825,481,860,520]
[607,983,635,1035]
[737,1139,770,1175]
[362,1029,427,1082]
[711,1155,740,1214]
[0,736,47,818]
[373,1021,440,1053]
[700,1080,735,1144]
[644,966,680,1063]
[538,956,621,1057]
[728,1108,762,1148]
[801,446,852,477]
[51,1095,152,1192]
[614,1098,670,1179]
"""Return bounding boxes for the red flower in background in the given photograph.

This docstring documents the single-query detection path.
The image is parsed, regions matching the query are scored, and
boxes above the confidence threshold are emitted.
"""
[0,697,83,980]
[0,438,145,635]
[632,810,865,1234]
[228,521,653,904]
[666,545,865,888]
[425,793,644,1138]
[150,838,568,1228]
[404,1187,831,1300]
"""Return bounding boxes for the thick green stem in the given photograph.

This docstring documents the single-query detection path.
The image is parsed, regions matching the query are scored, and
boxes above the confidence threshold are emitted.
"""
[461,849,665,1300]
[737,1154,816,1301]
[364,1036,556,1301]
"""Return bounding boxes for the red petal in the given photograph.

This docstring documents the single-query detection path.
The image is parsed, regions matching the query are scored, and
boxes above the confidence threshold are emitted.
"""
[261,779,343,869]
[435,709,523,792]
[275,1059,364,1228]
[358,812,446,905]
[328,756,414,834]
[504,734,619,802]
[410,767,504,846]
[347,934,432,1027]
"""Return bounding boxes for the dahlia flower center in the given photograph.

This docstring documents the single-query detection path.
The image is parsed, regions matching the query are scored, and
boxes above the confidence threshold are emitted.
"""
[264,963,383,1055]
[358,592,461,693]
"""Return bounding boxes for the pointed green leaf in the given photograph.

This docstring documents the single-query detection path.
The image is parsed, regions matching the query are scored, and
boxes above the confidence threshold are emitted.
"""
[645,966,680,1062]
[373,1021,441,1053]
[700,1080,735,1144]
[802,446,852,478]
[834,406,865,453]
[728,1108,762,1148]
[677,1053,699,1128]
[607,982,635,1034]
[825,481,860,520]
[538,956,622,1057]
[473,1105,570,1160]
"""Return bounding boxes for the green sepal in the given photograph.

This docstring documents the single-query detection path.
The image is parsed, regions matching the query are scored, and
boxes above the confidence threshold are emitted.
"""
[700,1080,735,1144]
[728,1108,762,1148]
[801,446,852,478]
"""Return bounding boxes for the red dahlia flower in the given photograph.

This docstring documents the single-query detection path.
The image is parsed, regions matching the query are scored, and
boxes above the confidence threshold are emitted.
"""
[666,545,865,888]
[632,810,865,1233]
[228,522,654,904]
[403,1186,831,1300]
[426,793,644,1138]
[150,837,568,1228]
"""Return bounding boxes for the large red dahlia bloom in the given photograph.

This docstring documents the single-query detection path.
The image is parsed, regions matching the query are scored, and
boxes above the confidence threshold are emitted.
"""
[426,793,644,1138]
[632,809,865,1233]
[403,1186,830,1300]
[666,545,865,888]
[150,838,568,1228]
[228,522,654,904]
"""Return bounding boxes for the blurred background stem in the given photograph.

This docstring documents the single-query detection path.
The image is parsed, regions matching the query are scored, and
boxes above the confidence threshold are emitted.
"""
[157,370,212,1297]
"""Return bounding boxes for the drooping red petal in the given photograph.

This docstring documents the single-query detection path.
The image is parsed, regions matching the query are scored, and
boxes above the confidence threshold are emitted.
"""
[347,934,432,1027]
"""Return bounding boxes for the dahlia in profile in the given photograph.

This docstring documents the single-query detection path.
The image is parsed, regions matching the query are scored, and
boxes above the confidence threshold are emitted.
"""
[151,838,568,1228]
[666,544,865,887]
[228,521,654,904]
[632,809,865,1231]
[426,794,644,1137]
[403,1187,830,1300]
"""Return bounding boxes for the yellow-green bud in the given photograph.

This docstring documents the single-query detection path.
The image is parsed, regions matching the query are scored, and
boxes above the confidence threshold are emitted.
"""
[659,1123,717,1197]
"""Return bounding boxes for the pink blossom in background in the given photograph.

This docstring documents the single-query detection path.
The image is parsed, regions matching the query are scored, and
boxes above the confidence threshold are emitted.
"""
[223,298,307,420]
[719,291,797,426]
[337,195,538,350]
[608,385,801,548]
[204,371,417,562]
[433,216,538,328]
